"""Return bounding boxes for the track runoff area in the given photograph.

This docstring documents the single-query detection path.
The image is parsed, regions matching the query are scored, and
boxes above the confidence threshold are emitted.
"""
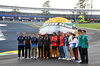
[0,22,100,66]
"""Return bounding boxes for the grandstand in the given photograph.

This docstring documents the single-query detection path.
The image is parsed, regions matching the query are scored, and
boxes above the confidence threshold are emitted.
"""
[0,5,100,22]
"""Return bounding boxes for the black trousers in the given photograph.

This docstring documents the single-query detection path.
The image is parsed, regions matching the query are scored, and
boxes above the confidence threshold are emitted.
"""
[73,48,78,60]
[44,46,50,57]
[82,48,88,63]
[18,45,24,57]
[38,46,43,57]
[78,46,82,60]
[25,45,31,58]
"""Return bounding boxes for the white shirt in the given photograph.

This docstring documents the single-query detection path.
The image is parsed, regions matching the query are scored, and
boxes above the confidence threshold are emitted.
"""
[70,38,78,47]
[68,35,73,47]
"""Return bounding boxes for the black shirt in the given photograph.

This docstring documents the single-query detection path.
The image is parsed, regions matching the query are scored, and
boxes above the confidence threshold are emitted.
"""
[24,36,31,45]
[37,37,43,47]
[57,35,60,46]
[43,36,50,47]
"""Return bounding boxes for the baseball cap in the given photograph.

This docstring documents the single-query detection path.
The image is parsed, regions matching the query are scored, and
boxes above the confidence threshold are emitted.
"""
[58,31,60,33]
[38,33,41,35]
[60,32,63,34]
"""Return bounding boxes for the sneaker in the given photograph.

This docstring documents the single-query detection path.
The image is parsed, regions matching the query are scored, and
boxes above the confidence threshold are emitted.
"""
[47,57,49,59]
[55,54,56,57]
[31,57,33,59]
[62,58,65,60]
[43,57,46,59]
[67,58,71,60]
[22,57,24,60]
[71,57,75,60]
[52,54,54,57]
[78,60,82,63]
[17,57,20,60]
[58,57,62,60]
[75,60,78,62]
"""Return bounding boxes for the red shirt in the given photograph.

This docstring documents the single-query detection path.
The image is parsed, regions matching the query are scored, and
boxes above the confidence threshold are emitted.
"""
[51,36,58,47]
[59,35,64,46]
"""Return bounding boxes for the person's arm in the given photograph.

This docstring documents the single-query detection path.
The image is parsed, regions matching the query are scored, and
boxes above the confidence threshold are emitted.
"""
[69,39,77,44]
[86,36,89,48]
[24,40,25,45]
[49,37,51,44]
[17,37,19,45]
[30,37,32,45]
[17,40,19,46]
[42,37,44,45]
[36,38,38,45]
[23,37,25,45]
[51,37,53,42]
[41,37,43,46]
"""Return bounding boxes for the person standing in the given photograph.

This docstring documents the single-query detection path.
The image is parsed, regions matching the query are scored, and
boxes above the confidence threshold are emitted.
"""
[43,33,50,59]
[78,29,83,63]
[70,34,78,62]
[31,33,38,59]
[17,33,24,60]
[63,33,71,60]
[58,32,65,60]
[24,32,31,59]
[68,32,75,60]
[37,33,43,58]
[80,30,89,64]
[51,32,58,57]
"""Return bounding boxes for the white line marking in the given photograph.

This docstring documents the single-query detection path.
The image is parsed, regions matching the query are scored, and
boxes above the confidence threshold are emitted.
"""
[0,29,6,41]
[0,24,7,26]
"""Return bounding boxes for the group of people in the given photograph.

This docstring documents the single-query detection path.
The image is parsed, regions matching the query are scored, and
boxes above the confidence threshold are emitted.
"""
[17,29,89,64]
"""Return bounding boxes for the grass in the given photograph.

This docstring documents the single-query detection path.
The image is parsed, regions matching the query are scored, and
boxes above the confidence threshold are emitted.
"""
[75,23,100,29]
[29,24,40,29]
[29,23,100,30]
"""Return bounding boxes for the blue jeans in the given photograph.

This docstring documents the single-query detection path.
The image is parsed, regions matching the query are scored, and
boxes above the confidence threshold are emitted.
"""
[63,46,70,58]
[59,46,65,58]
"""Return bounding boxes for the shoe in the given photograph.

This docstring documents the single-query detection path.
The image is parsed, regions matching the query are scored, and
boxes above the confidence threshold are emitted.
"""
[47,57,49,59]
[43,57,46,59]
[62,58,65,60]
[17,57,20,60]
[31,57,33,59]
[83,61,88,64]
[75,60,78,62]
[67,58,71,60]
[55,55,56,57]
[58,57,62,60]
[78,60,82,63]
[52,54,54,57]
[71,57,75,60]
[22,57,24,60]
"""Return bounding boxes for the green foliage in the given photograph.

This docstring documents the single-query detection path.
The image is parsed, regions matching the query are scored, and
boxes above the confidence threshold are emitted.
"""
[75,23,100,29]
[42,0,50,14]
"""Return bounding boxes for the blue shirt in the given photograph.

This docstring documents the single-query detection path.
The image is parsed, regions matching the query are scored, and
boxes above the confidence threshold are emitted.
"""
[17,36,24,45]
[64,36,68,46]
[31,37,37,47]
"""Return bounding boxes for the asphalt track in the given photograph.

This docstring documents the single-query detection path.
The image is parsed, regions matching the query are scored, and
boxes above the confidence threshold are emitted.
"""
[0,22,39,52]
[0,21,100,66]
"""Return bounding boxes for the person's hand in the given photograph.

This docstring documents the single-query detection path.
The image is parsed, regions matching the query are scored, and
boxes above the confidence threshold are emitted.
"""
[88,45,89,49]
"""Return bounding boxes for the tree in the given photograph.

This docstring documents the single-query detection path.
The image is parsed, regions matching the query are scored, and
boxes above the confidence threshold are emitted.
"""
[75,0,91,14]
[12,9,20,12]
[42,0,50,14]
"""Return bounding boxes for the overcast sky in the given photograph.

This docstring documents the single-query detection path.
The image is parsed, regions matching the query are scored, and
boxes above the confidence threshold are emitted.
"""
[0,0,100,14]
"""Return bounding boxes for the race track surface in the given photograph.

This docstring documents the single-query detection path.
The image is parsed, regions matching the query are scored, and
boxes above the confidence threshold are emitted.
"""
[0,22,100,66]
